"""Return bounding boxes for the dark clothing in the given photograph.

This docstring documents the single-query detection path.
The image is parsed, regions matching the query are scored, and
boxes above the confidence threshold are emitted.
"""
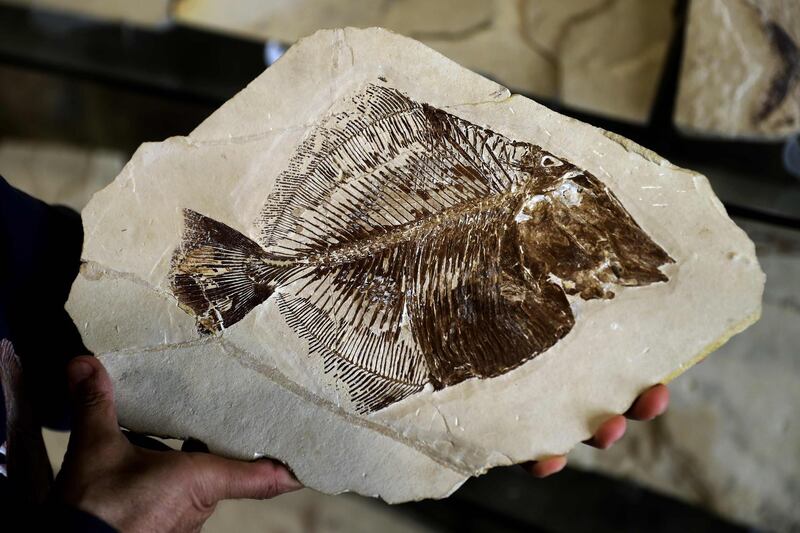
[0,176,115,532]
[0,175,86,433]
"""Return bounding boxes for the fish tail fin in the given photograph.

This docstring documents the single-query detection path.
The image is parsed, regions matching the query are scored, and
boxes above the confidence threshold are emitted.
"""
[170,209,282,334]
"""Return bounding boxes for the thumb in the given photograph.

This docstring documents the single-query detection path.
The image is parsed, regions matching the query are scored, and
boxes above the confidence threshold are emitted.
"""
[67,356,120,447]
[194,455,302,503]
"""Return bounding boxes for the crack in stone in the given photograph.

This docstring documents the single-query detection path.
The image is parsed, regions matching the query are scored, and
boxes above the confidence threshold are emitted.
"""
[182,123,320,148]
[216,336,478,476]
[100,336,214,357]
[80,260,172,299]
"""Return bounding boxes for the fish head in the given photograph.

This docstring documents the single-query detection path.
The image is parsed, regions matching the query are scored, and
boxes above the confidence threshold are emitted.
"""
[511,155,671,300]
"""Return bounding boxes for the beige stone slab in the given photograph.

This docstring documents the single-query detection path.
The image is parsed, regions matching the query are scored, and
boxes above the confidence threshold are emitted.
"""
[0,0,171,26]
[173,0,675,124]
[66,28,763,502]
[675,0,800,139]
[552,0,675,122]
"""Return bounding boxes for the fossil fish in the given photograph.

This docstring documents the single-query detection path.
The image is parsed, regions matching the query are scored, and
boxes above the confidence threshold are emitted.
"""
[170,84,673,413]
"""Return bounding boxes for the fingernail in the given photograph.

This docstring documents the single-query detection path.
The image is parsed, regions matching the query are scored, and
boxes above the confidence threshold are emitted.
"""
[68,360,95,391]
[282,472,304,491]
[273,463,303,491]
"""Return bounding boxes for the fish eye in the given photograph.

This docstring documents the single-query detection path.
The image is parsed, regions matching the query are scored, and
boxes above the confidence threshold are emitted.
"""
[541,155,563,167]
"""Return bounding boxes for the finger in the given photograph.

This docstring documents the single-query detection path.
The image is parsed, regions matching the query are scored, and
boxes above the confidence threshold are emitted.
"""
[584,415,626,449]
[194,454,303,502]
[521,456,567,478]
[626,384,669,421]
[67,356,120,446]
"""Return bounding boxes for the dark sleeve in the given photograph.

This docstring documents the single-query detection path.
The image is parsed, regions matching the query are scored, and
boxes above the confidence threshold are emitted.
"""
[0,177,115,532]
[0,175,87,434]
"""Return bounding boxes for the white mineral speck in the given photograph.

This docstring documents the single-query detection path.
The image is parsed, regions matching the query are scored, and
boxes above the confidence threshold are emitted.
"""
[514,212,531,223]
[556,181,582,205]
[399,302,410,327]
[522,195,547,211]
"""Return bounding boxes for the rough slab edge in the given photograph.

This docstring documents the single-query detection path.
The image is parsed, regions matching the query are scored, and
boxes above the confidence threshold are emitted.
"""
[661,308,762,385]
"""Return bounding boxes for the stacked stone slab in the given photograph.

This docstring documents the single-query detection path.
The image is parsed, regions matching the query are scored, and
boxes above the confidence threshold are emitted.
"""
[675,0,800,139]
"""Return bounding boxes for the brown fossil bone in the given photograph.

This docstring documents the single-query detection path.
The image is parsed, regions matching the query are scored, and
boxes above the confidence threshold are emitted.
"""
[170,85,673,413]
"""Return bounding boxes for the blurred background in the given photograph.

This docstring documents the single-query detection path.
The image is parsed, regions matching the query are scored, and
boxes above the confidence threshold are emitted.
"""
[0,1,798,531]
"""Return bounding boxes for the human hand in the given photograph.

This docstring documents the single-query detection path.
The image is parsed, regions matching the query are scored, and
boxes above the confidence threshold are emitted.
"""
[522,384,670,477]
[53,356,302,533]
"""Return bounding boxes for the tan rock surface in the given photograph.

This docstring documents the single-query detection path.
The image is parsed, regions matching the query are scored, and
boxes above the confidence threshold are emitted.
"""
[174,0,675,124]
[66,28,763,502]
[548,0,675,122]
[675,0,800,139]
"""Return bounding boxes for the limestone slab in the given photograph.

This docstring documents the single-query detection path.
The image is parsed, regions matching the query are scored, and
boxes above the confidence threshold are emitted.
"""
[67,28,763,502]
[174,0,675,124]
[675,0,800,139]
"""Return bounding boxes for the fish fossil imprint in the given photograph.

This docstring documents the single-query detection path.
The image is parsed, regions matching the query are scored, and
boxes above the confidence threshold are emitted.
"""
[170,84,674,413]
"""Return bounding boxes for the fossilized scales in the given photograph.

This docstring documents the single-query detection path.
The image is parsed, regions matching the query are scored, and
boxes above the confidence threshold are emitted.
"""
[67,28,764,502]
